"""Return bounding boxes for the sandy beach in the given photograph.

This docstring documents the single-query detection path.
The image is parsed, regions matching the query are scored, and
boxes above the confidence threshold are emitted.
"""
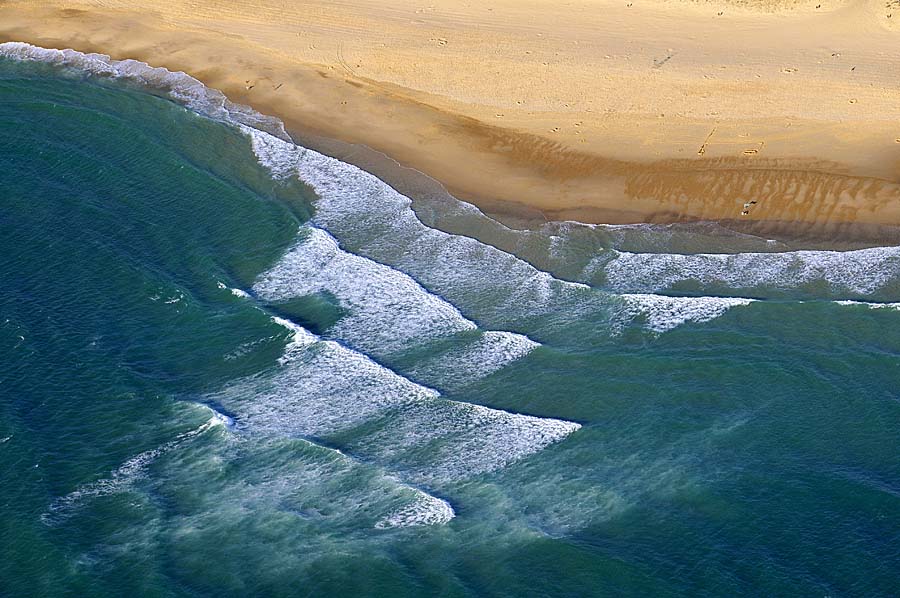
[2,0,900,234]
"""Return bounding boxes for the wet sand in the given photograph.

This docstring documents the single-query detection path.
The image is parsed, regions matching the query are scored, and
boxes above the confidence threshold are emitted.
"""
[2,0,900,234]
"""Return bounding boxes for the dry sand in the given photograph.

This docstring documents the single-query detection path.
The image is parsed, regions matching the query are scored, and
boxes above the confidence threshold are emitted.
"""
[2,0,900,235]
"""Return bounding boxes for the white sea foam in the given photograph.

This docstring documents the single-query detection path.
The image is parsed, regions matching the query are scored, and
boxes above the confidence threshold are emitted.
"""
[270,315,319,363]
[241,125,596,329]
[603,247,900,296]
[7,42,898,313]
[0,45,747,341]
[0,42,291,140]
[297,446,457,529]
[208,434,459,529]
[615,294,756,333]
[833,300,900,311]
[9,42,754,530]
[42,412,227,525]
[358,399,582,483]
[239,340,439,436]
[217,314,577,517]
[1,44,574,527]
[254,223,540,375]
[216,317,579,485]
[255,226,478,355]
[408,330,541,389]
[217,281,248,298]
[210,410,236,429]
[375,489,455,529]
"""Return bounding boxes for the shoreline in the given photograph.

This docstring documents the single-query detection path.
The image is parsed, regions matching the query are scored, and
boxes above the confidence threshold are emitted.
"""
[5,41,899,250]
[290,126,900,249]
[2,0,900,242]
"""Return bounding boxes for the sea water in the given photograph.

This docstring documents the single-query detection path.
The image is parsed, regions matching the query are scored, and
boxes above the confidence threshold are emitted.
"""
[1,44,899,596]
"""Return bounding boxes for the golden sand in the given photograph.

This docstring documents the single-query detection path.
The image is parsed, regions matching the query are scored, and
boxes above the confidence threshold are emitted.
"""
[2,0,900,231]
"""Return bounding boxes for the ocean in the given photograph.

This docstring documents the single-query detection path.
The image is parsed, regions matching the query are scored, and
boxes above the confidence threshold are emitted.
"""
[1,43,898,596]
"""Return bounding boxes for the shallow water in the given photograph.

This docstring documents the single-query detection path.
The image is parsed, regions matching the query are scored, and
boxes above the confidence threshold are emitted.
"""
[1,46,899,596]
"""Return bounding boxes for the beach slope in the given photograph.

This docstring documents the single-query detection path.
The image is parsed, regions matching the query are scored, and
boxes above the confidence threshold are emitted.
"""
[2,0,899,233]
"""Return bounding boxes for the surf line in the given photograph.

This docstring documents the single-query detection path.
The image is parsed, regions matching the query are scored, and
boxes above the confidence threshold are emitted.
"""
[41,406,230,526]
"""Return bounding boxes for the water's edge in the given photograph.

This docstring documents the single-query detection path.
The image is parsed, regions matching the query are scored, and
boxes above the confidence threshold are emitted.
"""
[3,41,898,250]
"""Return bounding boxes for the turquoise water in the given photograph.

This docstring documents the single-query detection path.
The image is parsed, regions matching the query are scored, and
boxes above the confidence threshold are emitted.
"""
[1,47,899,596]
